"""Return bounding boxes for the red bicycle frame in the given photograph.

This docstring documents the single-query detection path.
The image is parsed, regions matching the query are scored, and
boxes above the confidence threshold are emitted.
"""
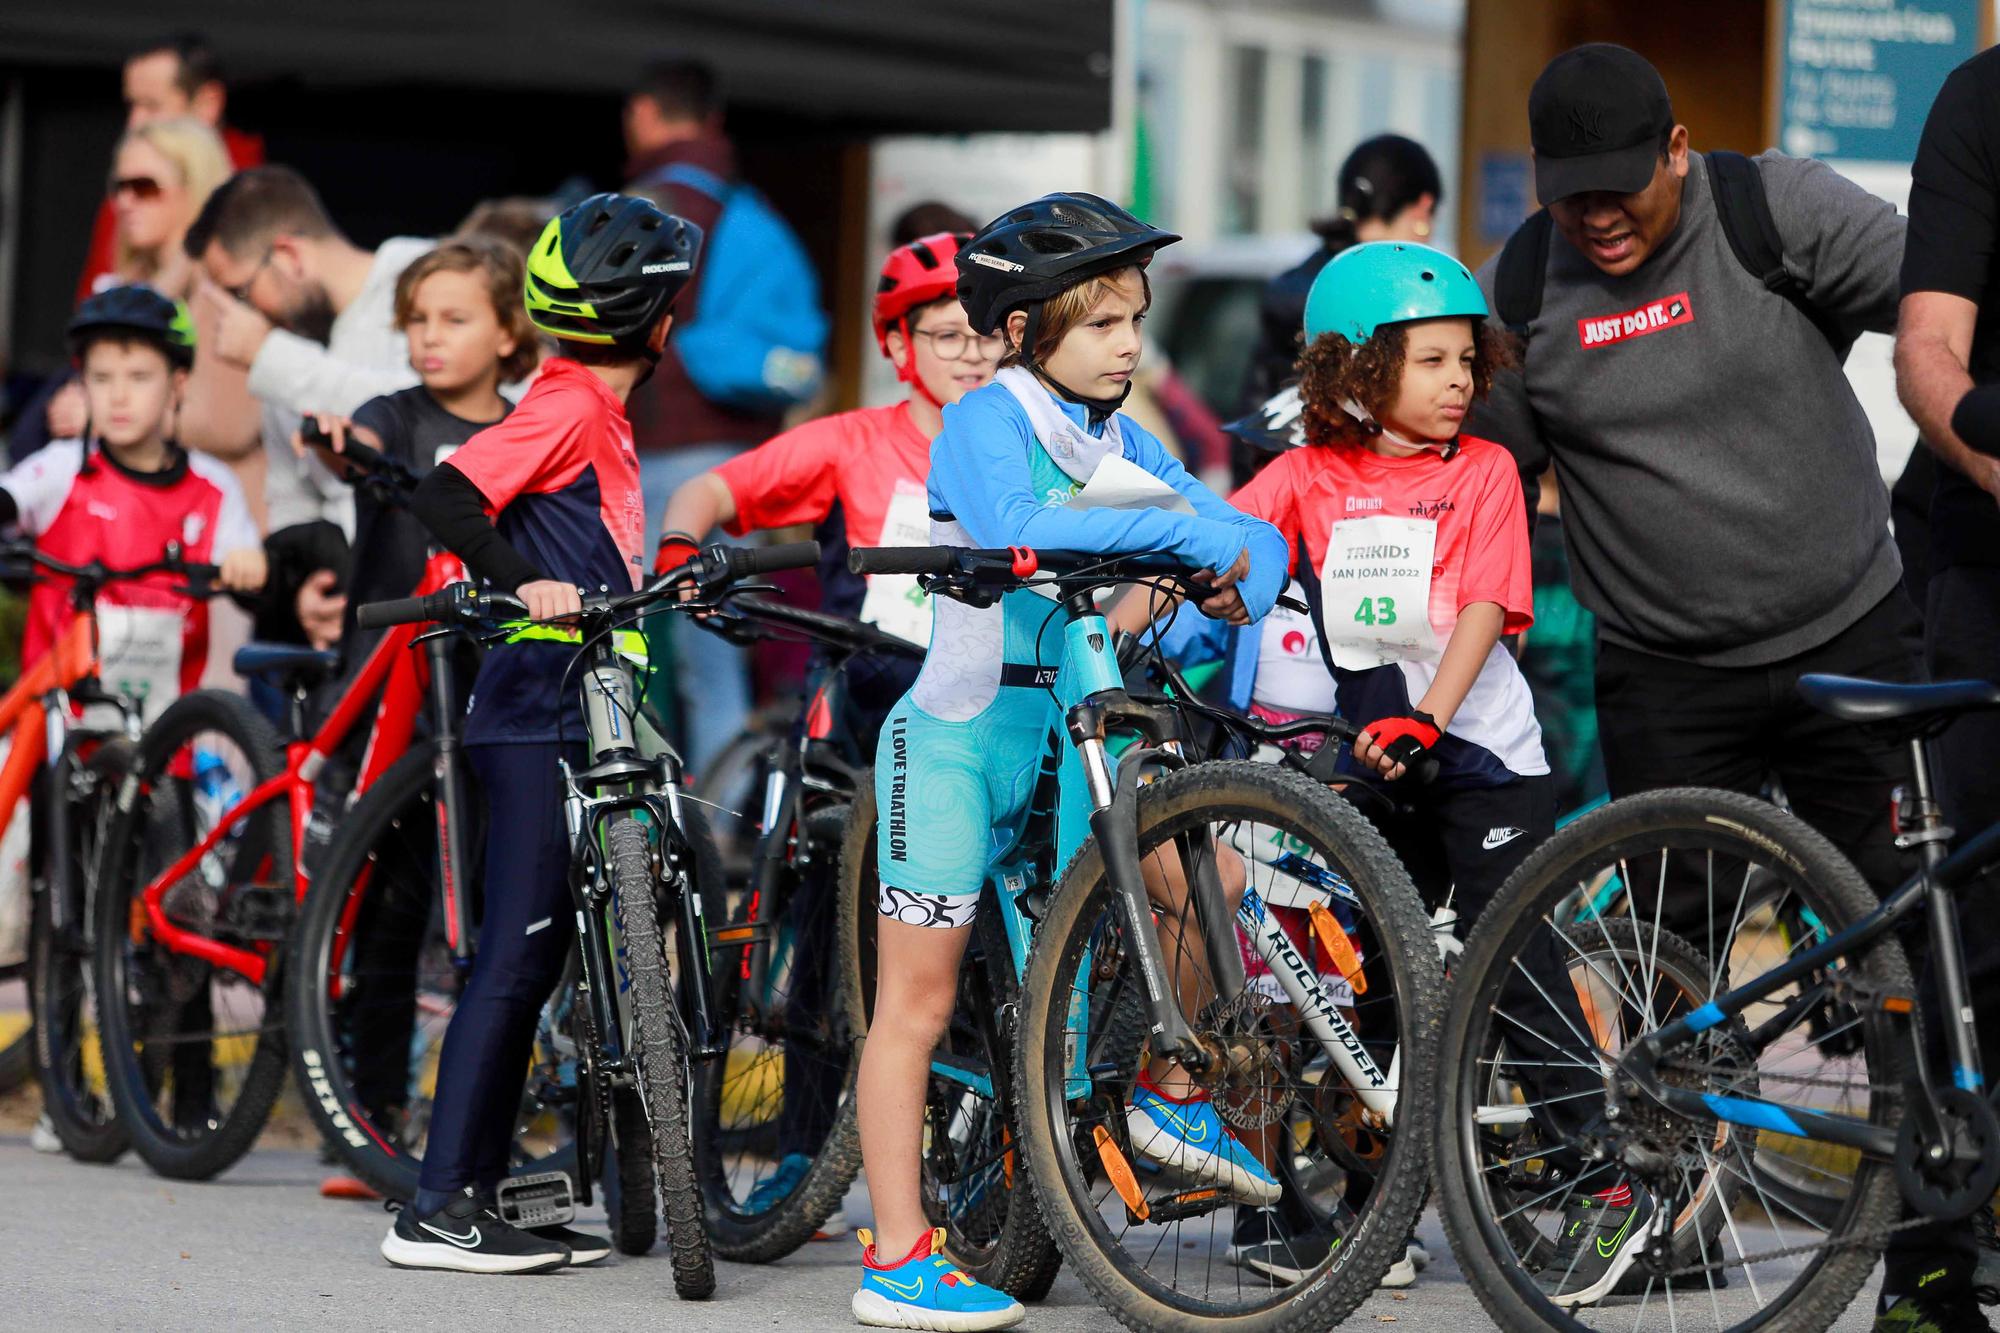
[134,549,466,987]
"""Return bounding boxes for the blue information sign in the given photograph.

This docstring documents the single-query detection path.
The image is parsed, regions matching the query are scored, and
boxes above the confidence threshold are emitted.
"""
[1778,0,1982,163]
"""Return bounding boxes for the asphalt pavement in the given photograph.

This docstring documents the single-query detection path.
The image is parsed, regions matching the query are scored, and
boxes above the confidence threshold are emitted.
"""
[0,1129,1887,1331]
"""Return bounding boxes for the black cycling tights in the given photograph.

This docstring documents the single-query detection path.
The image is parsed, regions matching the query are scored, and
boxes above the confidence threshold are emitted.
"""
[415,742,576,1213]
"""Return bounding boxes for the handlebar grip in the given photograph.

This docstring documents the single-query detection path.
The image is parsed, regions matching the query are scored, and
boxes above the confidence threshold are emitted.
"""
[356,592,447,630]
[300,418,334,450]
[336,437,388,471]
[728,541,821,579]
[848,546,959,577]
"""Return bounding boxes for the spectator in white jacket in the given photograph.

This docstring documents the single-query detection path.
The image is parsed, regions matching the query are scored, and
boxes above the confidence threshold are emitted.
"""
[186,165,428,647]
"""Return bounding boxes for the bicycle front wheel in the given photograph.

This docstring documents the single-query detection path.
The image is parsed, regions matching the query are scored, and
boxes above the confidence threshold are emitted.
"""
[93,689,291,1180]
[1435,788,1912,1333]
[28,736,136,1160]
[606,813,716,1299]
[1014,760,1445,1332]
[285,741,583,1202]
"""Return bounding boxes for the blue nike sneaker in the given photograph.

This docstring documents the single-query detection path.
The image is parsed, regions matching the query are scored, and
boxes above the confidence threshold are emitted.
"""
[852,1227,1025,1330]
[742,1152,812,1215]
[1125,1074,1281,1205]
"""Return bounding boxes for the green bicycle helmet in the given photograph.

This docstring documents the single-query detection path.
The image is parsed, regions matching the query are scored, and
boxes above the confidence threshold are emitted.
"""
[68,284,196,369]
[524,193,703,353]
[1303,241,1487,344]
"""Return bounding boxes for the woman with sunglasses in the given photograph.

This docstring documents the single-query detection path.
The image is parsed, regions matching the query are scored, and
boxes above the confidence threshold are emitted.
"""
[26,118,248,472]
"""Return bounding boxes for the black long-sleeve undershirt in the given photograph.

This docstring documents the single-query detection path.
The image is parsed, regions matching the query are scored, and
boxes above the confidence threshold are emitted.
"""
[411,462,545,593]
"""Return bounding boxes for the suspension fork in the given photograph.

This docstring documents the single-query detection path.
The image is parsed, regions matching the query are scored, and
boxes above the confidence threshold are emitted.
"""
[423,634,477,964]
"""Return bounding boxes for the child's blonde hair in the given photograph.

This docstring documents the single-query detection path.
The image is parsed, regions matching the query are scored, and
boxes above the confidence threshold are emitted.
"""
[1000,265,1151,369]
[112,117,232,281]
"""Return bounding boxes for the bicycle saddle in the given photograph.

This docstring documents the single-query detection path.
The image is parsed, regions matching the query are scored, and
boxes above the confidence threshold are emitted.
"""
[1796,673,2000,732]
[233,642,342,685]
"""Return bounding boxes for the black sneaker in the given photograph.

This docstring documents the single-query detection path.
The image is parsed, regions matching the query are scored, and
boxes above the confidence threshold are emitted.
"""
[1874,1293,1996,1332]
[1973,1208,2000,1303]
[531,1223,611,1266]
[380,1188,570,1274]
[1232,1202,1353,1284]
[1534,1186,1658,1307]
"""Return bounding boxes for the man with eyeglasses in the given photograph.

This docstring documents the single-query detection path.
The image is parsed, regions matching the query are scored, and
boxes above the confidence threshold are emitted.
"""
[183,164,430,652]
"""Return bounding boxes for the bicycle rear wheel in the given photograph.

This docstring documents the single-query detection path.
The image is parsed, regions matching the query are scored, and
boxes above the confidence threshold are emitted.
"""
[29,737,136,1161]
[285,741,581,1201]
[838,772,1065,1298]
[93,689,291,1180]
[1435,788,1912,1333]
[697,801,862,1262]
[1014,761,1444,1332]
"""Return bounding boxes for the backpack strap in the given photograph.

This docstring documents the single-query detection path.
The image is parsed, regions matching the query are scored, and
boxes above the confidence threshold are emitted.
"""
[637,161,736,208]
[1704,149,1851,357]
[1493,210,1554,339]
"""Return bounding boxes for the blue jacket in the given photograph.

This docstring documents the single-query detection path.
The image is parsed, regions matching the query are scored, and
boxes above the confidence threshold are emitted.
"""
[928,381,1288,620]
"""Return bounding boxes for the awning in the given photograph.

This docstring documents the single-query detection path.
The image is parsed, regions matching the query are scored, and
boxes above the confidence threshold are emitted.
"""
[0,0,1116,133]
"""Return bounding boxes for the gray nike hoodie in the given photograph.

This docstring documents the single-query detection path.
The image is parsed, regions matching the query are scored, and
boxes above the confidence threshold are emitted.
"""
[1468,151,1905,667]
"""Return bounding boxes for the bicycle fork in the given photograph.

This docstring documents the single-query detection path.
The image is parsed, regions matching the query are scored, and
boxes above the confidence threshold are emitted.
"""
[1059,600,1245,1076]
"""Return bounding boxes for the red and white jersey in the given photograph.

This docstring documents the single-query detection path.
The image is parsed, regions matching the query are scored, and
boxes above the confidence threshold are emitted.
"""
[1,442,260,709]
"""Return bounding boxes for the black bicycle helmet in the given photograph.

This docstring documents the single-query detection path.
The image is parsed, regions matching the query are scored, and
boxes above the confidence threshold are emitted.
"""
[956,192,1181,337]
[68,284,196,369]
[524,193,703,354]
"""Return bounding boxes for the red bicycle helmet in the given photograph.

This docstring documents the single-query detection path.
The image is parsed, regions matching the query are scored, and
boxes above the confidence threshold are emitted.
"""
[873,231,971,367]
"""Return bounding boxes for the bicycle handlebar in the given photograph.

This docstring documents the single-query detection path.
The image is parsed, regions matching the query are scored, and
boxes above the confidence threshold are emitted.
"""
[356,541,821,631]
[849,545,1223,600]
[0,541,223,597]
[719,594,924,661]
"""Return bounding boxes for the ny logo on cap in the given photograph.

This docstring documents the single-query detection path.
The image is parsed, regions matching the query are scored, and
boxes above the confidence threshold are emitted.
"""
[1566,103,1606,147]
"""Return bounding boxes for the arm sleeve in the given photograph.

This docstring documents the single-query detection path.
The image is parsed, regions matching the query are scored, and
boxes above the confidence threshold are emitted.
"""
[930,393,1287,616]
[1759,151,1906,335]
[0,443,85,536]
[247,328,416,418]
[1902,63,1997,302]
[712,420,842,536]
[411,462,546,592]
[1457,449,1535,634]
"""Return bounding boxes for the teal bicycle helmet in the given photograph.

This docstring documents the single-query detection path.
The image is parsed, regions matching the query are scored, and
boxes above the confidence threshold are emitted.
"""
[1303,241,1487,344]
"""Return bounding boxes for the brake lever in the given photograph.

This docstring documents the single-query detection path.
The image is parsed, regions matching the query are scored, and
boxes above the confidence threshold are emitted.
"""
[1275,593,1310,614]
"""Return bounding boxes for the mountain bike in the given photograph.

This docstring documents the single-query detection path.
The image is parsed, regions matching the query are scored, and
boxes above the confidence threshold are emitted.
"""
[279,440,614,1223]
[15,544,222,1161]
[842,544,1446,1331]
[89,440,470,1181]
[1432,671,2000,1332]
[355,538,820,1300]
[688,592,921,1262]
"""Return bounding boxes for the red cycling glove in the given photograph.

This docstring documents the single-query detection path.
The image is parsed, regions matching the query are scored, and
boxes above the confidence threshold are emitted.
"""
[653,531,701,577]
[1360,711,1441,765]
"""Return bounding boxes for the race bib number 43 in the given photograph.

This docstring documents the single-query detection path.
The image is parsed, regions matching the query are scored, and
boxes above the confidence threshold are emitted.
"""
[1320,516,1441,671]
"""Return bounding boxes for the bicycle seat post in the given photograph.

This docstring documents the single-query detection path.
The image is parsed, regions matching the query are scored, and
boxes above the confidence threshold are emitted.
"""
[1895,734,1953,872]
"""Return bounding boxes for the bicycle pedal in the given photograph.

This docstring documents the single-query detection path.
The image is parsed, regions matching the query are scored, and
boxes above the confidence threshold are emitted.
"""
[495,1170,576,1228]
[1144,1187,1229,1224]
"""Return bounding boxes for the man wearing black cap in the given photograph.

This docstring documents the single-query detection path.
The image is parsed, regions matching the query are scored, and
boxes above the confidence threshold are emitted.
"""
[1467,42,1934,1318]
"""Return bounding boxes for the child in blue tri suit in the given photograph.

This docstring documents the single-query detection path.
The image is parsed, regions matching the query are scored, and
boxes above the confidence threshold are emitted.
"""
[852,194,1287,1330]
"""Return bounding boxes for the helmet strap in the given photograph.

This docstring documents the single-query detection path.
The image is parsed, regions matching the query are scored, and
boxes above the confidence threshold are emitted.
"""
[1031,364,1130,427]
[895,317,946,411]
[1338,397,1459,459]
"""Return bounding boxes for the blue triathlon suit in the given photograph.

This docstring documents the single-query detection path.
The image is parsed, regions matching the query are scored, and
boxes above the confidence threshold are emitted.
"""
[872,373,1286,926]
